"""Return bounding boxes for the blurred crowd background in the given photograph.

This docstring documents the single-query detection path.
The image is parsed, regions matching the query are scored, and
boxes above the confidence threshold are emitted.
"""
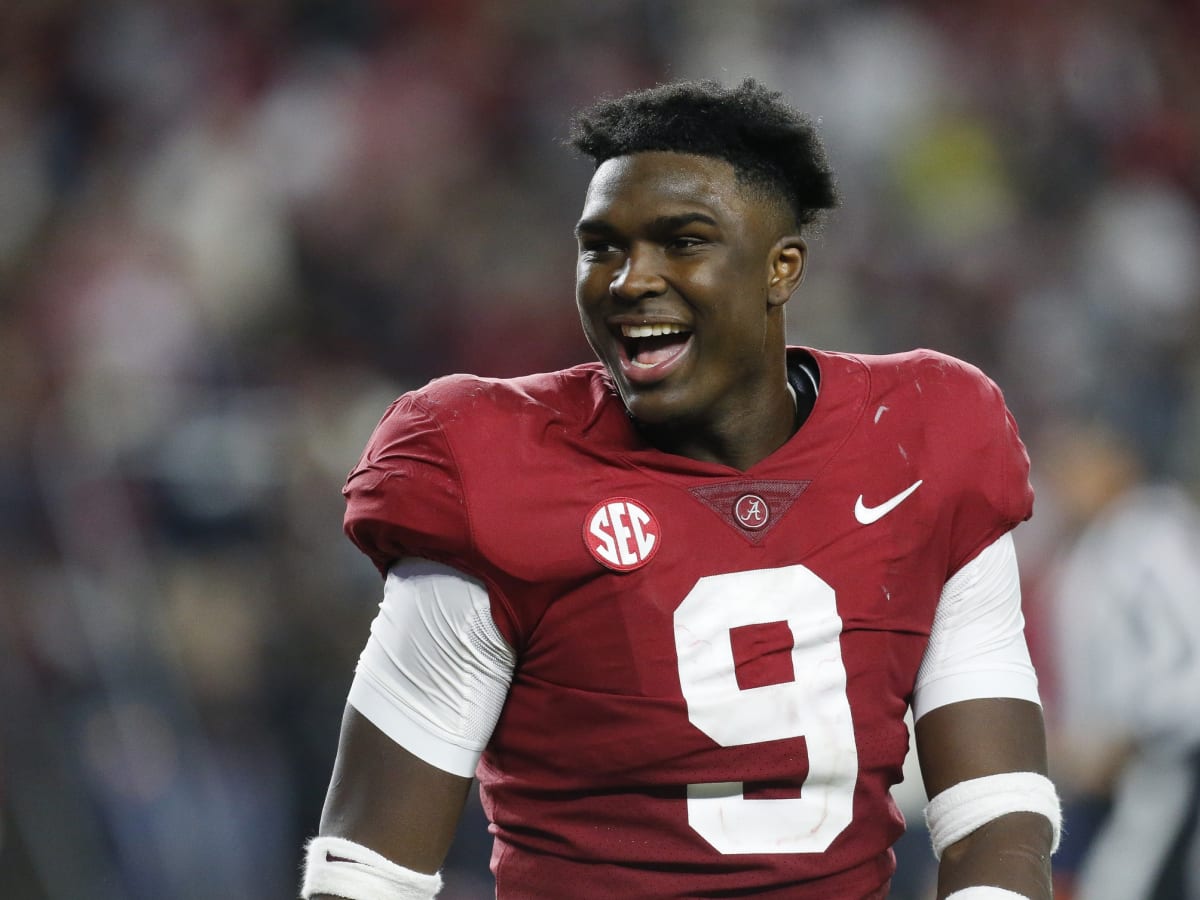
[2,1,1199,898]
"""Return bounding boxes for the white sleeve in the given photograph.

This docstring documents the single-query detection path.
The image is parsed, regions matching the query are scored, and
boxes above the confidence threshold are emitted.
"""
[347,559,516,778]
[913,532,1041,721]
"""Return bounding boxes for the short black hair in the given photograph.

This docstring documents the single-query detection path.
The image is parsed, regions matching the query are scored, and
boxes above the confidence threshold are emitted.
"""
[568,78,838,231]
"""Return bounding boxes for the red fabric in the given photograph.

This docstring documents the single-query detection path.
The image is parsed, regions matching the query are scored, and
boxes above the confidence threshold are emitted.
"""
[342,347,1033,899]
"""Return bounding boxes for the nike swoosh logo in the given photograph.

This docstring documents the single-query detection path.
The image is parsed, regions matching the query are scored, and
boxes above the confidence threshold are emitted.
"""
[854,480,923,525]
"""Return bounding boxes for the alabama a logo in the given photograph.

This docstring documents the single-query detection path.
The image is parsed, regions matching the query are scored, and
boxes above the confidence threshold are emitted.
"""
[734,493,770,530]
[584,497,660,572]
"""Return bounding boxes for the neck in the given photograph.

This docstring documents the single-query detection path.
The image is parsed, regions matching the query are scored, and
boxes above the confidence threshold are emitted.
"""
[636,377,798,471]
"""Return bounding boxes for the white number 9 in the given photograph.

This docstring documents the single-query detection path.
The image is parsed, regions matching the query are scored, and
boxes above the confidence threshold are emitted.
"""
[673,565,858,854]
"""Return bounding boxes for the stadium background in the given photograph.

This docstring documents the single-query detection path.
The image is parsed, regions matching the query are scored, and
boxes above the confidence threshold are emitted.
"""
[1,1,1197,898]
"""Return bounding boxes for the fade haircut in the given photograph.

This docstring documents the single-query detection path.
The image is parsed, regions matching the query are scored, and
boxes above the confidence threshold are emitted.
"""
[568,78,838,231]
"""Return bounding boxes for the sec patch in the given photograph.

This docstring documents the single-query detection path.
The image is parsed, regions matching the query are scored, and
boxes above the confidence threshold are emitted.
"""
[584,497,660,572]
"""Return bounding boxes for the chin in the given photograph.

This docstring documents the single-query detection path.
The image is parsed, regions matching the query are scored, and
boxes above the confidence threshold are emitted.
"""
[621,390,693,429]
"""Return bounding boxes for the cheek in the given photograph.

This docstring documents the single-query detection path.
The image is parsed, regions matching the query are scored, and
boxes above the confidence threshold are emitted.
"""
[709,289,772,356]
[697,254,764,297]
[575,264,609,305]
[574,283,606,343]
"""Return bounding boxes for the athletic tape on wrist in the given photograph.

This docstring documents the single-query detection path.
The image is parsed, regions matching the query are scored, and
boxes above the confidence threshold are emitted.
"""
[302,836,442,900]
[946,888,1030,899]
[925,771,1061,860]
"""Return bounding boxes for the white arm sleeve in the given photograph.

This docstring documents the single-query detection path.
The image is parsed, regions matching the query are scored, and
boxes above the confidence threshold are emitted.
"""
[913,532,1041,720]
[347,559,516,778]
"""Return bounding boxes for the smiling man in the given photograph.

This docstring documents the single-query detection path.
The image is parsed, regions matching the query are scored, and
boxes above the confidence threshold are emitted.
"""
[302,80,1059,900]
[575,149,803,469]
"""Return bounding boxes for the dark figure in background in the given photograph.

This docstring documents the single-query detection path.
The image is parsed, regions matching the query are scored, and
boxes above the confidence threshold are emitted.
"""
[1042,419,1200,900]
[302,79,1059,900]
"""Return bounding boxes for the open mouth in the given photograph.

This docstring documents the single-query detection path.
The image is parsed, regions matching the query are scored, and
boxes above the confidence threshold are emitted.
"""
[617,323,693,379]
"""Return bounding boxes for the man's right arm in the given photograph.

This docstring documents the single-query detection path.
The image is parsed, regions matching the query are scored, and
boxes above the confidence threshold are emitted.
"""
[303,560,516,899]
[306,705,474,899]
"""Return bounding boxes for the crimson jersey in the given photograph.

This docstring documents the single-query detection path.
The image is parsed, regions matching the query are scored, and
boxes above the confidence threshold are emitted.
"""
[342,347,1034,899]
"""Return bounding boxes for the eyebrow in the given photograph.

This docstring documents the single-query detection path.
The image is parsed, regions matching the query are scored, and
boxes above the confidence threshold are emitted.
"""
[574,212,720,238]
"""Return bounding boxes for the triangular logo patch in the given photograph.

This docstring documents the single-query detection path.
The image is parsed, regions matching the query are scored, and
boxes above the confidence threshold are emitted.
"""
[689,479,810,544]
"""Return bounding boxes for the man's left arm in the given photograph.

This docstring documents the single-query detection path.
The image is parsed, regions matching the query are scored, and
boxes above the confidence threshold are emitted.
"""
[911,533,1060,900]
[917,698,1056,899]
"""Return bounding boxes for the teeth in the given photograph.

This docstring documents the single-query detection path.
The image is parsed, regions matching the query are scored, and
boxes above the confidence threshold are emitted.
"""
[620,323,688,338]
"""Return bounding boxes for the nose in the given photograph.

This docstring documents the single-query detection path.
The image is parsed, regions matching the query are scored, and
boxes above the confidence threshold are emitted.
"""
[610,246,666,303]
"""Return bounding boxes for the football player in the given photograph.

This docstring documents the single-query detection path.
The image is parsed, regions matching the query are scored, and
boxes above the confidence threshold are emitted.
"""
[302,79,1060,899]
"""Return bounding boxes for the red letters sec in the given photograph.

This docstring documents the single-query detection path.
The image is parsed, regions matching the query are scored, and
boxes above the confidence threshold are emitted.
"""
[584,498,661,572]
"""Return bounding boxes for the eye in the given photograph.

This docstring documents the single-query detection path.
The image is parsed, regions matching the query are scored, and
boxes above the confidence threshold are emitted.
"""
[666,236,708,252]
[579,240,622,259]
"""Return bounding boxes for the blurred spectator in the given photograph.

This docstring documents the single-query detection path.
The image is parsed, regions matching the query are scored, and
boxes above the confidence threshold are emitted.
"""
[1040,419,1200,899]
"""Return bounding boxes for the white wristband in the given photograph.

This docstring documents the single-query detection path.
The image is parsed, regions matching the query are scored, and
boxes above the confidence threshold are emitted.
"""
[946,888,1029,899]
[925,771,1061,860]
[302,836,442,900]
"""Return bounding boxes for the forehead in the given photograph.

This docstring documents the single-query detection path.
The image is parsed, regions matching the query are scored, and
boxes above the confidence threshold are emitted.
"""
[580,151,751,224]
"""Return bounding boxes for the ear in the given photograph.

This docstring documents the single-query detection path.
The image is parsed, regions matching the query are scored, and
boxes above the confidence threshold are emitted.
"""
[767,237,807,308]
